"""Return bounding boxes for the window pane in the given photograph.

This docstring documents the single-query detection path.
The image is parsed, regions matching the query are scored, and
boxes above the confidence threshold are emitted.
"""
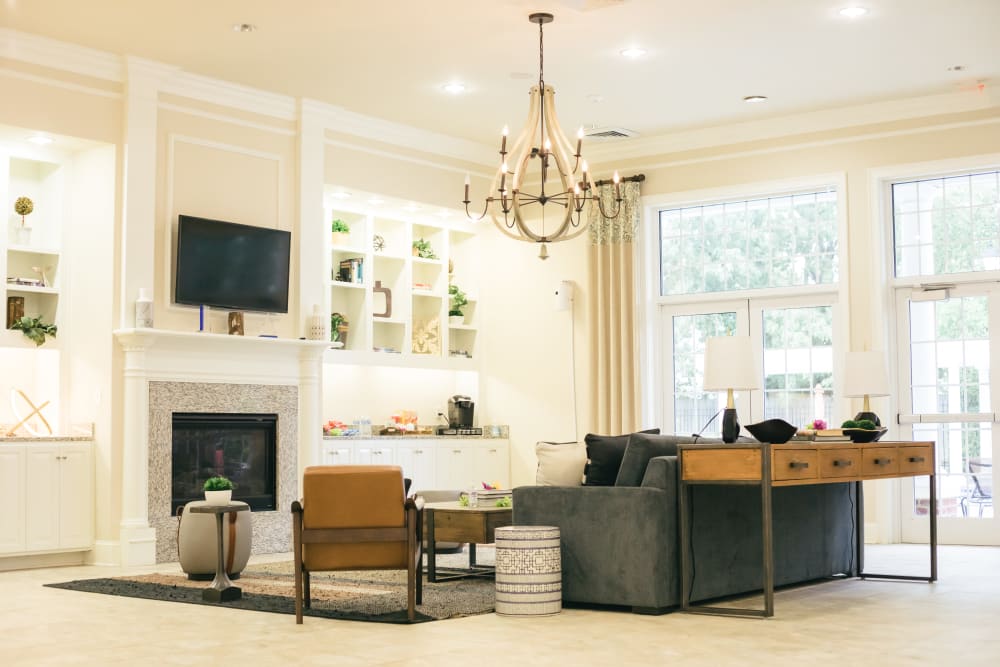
[762,306,834,427]
[912,422,993,519]
[893,170,1000,278]
[672,312,738,436]
[659,187,838,295]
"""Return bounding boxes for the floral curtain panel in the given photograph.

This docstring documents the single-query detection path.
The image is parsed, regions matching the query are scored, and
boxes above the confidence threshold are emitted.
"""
[588,180,642,435]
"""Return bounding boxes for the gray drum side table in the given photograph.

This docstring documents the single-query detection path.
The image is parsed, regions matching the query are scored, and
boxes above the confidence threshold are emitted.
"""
[189,503,250,602]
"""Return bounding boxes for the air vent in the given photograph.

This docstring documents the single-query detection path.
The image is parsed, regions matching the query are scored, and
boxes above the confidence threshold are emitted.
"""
[584,127,638,140]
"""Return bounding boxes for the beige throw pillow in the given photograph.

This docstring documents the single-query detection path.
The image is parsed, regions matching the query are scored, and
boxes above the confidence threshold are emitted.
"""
[535,440,586,486]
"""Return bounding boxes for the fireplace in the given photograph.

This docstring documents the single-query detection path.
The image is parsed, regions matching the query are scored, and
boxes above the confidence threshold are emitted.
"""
[171,412,278,513]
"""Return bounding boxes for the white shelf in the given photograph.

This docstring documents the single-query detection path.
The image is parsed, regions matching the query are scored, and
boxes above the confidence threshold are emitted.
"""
[331,245,368,254]
[329,280,366,290]
[5,284,59,295]
[0,329,60,349]
[448,324,477,331]
[374,253,407,262]
[412,289,442,298]
[325,347,476,370]
[412,257,443,265]
[7,245,61,256]
[373,317,406,325]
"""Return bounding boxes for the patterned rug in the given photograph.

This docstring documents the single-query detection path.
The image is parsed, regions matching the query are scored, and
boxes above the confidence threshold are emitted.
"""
[45,551,496,624]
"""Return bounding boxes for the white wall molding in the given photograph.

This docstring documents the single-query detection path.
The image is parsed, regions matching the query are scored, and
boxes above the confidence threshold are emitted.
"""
[0,28,124,82]
[0,66,121,99]
[157,101,296,136]
[160,70,297,122]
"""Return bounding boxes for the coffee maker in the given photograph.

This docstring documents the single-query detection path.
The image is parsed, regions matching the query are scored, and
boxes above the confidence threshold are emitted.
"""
[448,395,475,428]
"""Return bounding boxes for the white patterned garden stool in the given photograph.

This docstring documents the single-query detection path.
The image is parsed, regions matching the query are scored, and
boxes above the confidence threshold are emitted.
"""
[495,525,561,617]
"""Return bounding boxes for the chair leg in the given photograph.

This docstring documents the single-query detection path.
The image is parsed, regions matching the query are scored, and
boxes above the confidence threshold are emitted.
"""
[304,569,312,608]
[416,542,423,605]
[293,506,303,624]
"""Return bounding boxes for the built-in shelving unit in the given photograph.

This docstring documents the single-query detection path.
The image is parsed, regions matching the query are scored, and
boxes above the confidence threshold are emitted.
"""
[323,192,481,368]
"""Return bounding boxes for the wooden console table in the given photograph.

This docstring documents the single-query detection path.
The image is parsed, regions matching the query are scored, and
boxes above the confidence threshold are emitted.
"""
[678,440,937,618]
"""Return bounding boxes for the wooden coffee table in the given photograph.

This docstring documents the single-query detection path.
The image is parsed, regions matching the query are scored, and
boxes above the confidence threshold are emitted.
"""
[424,501,512,582]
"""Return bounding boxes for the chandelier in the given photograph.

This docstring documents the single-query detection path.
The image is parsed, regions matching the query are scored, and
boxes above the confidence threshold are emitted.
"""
[463,12,622,259]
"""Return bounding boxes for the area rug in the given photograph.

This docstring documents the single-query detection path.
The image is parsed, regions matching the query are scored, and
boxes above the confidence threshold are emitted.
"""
[45,553,496,624]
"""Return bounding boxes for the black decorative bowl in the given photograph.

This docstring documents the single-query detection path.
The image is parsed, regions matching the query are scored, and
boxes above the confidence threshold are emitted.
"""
[844,427,888,443]
[745,419,798,444]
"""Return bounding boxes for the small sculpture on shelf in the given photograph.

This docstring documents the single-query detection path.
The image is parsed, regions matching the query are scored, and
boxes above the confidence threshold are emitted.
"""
[13,196,34,245]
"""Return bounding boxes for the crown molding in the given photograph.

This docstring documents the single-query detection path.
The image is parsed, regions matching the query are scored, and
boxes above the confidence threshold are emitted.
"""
[160,70,298,122]
[585,89,1000,164]
[304,98,494,166]
[0,28,124,82]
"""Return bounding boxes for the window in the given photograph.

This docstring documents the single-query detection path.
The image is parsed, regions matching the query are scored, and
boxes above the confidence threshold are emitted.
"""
[659,189,838,296]
[892,170,1000,278]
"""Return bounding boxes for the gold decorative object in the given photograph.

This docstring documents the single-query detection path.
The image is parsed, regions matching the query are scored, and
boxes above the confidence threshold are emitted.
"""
[14,196,34,225]
[6,296,24,329]
[412,317,441,355]
[7,388,53,437]
[228,311,245,335]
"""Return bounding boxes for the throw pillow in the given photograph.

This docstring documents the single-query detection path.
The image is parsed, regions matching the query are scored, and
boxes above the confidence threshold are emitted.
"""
[614,432,710,487]
[535,441,587,486]
[583,428,660,486]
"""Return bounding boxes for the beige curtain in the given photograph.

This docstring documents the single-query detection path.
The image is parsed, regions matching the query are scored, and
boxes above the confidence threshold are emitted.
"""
[588,180,641,435]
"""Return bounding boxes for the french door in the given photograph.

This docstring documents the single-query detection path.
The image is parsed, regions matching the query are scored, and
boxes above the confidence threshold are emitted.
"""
[660,294,841,438]
[896,284,999,545]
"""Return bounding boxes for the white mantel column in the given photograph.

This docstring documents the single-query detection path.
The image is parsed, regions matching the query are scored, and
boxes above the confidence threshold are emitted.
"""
[298,345,326,475]
[118,334,157,565]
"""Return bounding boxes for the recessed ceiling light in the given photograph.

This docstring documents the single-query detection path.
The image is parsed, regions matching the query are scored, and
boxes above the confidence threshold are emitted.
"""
[587,94,605,104]
[442,82,466,95]
[232,23,257,33]
[28,134,53,145]
[330,191,351,199]
[743,95,768,103]
[947,65,966,72]
[620,47,647,59]
[838,7,869,18]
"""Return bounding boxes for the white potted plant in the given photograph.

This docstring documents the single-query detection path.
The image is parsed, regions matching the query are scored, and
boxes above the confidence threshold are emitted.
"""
[203,475,235,504]
[331,218,350,246]
[448,284,468,325]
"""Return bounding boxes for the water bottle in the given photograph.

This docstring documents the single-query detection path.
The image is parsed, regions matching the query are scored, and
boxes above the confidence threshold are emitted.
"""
[469,486,479,508]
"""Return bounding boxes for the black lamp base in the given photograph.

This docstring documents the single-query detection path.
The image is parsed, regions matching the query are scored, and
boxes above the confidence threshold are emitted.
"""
[721,408,740,443]
[854,411,881,427]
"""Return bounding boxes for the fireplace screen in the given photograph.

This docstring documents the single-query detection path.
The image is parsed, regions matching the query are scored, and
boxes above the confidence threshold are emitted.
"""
[172,412,277,513]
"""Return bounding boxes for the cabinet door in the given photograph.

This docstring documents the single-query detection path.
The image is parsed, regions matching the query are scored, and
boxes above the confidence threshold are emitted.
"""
[57,444,93,549]
[395,442,436,491]
[474,442,511,488]
[438,444,475,489]
[24,445,60,552]
[0,446,26,553]
[355,443,395,466]
[322,445,352,465]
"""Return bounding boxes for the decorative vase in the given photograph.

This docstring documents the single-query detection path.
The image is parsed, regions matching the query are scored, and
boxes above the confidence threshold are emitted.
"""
[331,231,349,246]
[205,489,232,505]
[449,315,464,326]
[14,226,31,246]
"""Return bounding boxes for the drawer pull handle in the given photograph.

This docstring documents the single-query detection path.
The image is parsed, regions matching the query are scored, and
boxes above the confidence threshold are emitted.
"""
[908,456,925,463]
[874,458,892,466]
[415,449,424,454]
[789,461,810,470]
[489,449,497,453]
[833,459,853,467]
[453,449,461,454]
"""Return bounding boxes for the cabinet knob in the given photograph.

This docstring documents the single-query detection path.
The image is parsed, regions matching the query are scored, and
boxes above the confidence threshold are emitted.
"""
[908,456,925,463]
[452,449,461,454]
[415,449,424,454]
[788,461,809,470]
[374,449,382,455]
[833,459,853,467]
[874,457,892,466]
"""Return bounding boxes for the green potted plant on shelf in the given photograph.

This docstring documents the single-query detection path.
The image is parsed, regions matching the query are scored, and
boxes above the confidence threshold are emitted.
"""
[203,475,235,504]
[412,237,437,259]
[331,218,351,246]
[448,284,468,325]
[330,312,348,347]
[10,315,57,347]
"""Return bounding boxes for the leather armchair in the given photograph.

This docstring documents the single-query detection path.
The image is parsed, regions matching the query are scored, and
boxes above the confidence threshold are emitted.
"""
[292,465,423,622]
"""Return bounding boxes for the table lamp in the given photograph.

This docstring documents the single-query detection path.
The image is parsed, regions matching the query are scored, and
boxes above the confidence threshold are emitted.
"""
[843,350,890,426]
[703,335,760,443]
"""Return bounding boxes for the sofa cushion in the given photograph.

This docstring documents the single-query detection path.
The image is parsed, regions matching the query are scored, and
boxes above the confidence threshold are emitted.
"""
[615,433,719,487]
[535,441,587,486]
[583,428,660,486]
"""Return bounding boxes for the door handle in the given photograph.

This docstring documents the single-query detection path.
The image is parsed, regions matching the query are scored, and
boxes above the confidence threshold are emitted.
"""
[788,461,809,470]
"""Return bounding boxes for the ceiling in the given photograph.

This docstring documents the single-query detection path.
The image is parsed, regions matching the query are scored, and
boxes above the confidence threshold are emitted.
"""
[2,0,999,148]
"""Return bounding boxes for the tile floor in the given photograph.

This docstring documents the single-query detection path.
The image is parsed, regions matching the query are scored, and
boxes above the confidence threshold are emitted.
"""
[2,545,998,666]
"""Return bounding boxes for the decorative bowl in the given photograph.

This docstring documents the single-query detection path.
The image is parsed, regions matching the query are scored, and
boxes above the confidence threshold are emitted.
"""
[745,419,798,444]
[844,427,888,443]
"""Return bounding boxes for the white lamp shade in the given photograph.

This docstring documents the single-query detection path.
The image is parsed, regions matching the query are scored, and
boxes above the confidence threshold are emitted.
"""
[703,335,760,391]
[842,350,890,398]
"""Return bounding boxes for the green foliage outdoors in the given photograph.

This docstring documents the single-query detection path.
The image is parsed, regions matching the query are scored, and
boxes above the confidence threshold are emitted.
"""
[203,476,234,491]
[331,218,350,233]
[448,284,468,317]
[11,316,57,346]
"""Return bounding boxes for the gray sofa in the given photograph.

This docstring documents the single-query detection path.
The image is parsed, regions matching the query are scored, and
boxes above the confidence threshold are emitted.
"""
[513,433,857,613]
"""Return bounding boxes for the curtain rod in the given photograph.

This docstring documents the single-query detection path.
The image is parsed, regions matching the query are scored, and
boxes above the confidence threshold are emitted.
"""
[593,173,645,187]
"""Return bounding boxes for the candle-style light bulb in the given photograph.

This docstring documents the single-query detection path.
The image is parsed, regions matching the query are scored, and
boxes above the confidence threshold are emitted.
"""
[575,127,583,156]
[464,173,470,202]
[544,138,552,153]
[501,125,509,153]
[613,170,621,184]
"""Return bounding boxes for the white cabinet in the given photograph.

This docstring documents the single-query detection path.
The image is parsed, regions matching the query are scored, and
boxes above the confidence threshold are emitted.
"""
[0,440,93,556]
[320,437,510,492]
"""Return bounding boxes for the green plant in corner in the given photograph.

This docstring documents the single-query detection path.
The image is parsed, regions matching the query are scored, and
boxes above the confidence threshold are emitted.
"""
[331,218,350,233]
[11,315,57,346]
[448,284,468,317]
[203,475,235,492]
[412,238,437,259]
[330,312,346,342]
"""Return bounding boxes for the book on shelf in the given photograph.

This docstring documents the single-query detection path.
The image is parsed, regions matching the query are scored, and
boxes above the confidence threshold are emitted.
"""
[337,257,364,284]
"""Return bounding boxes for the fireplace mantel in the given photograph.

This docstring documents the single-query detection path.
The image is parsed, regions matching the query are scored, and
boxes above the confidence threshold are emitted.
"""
[112,328,328,566]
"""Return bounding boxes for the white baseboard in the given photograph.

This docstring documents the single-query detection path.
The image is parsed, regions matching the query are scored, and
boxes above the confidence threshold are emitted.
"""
[0,550,86,572]
[86,540,120,566]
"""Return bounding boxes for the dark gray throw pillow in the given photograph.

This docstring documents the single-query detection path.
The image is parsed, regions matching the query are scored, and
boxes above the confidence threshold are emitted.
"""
[615,433,718,487]
[583,428,660,486]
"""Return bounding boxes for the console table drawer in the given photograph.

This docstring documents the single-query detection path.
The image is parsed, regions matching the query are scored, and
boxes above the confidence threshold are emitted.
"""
[862,447,899,475]
[819,449,861,478]
[899,445,934,475]
[773,449,818,481]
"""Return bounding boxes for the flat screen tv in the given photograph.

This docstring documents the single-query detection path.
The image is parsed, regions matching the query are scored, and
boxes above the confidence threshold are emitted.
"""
[174,215,291,313]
